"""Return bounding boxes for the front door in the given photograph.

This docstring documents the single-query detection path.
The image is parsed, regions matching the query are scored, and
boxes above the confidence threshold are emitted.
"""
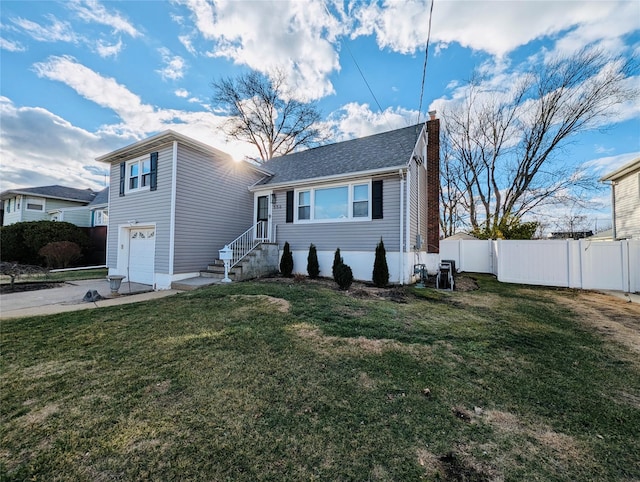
[256,195,269,241]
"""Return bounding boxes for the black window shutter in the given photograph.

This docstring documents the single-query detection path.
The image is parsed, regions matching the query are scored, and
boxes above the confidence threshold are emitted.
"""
[372,180,383,219]
[286,190,294,223]
[150,152,158,191]
[119,162,125,197]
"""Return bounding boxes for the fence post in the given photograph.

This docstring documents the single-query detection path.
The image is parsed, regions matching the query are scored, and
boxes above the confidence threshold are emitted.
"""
[622,240,630,293]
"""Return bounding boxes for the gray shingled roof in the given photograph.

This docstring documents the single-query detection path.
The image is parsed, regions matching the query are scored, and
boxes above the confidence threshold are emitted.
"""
[88,187,109,207]
[0,185,96,203]
[256,123,425,186]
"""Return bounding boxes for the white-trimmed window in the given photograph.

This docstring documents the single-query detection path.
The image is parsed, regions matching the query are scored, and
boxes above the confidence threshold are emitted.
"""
[127,156,151,192]
[25,197,44,211]
[94,209,108,226]
[295,181,371,222]
[298,190,311,220]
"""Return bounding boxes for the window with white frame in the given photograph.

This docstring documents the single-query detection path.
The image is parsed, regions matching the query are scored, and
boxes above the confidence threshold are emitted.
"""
[295,182,371,222]
[127,157,151,192]
[298,190,311,220]
[94,209,108,226]
[25,197,44,211]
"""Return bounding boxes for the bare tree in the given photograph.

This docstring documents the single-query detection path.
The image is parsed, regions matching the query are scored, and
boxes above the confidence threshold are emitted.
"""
[212,70,328,162]
[440,48,637,238]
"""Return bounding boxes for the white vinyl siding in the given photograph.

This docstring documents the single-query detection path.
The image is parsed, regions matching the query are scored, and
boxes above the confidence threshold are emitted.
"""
[2,197,89,226]
[173,144,264,273]
[614,169,640,239]
[25,197,45,211]
[107,145,174,273]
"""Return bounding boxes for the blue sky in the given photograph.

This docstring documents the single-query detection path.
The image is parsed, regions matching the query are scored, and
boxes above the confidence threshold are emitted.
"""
[1,0,639,231]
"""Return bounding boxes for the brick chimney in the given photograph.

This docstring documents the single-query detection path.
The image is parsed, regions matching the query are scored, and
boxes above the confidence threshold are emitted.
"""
[426,111,440,253]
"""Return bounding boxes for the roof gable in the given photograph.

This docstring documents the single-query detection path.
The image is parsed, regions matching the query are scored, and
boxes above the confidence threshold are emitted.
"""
[88,187,109,207]
[600,157,640,182]
[96,129,269,176]
[255,124,425,187]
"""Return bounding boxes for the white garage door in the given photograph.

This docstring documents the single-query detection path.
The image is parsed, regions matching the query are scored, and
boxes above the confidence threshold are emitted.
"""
[128,228,155,285]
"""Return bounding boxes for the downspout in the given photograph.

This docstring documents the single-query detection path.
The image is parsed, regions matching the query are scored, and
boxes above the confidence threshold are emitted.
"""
[399,170,405,285]
[168,141,178,276]
[406,168,411,254]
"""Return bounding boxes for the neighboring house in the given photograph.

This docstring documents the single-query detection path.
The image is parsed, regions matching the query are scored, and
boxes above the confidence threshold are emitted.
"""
[98,116,440,289]
[88,187,109,227]
[600,157,640,240]
[1,185,97,226]
[85,188,109,265]
[443,232,478,241]
[550,231,593,240]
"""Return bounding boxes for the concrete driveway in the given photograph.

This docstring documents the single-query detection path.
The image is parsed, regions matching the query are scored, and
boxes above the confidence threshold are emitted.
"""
[0,279,180,319]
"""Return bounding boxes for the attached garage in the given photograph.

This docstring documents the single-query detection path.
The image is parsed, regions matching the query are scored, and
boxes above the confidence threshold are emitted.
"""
[127,227,155,285]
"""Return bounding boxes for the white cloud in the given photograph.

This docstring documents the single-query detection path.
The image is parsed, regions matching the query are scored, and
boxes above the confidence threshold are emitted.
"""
[175,88,189,98]
[583,152,640,176]
[33,55,155,131]
[11,15,78,43]
[157,48,186,80]
[352,0,637,58]
[326,102,419,141]
[595,145,615,155]
[0,38,26,52]
[0,97,125,191]
[67,0,140,37]
[96,38,123,58]
[27,56,257,160]
[178,34,196,54]
[176,0,344,100]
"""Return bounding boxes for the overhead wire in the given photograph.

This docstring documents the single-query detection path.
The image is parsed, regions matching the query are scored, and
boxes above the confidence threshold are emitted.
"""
[417,0,435,126]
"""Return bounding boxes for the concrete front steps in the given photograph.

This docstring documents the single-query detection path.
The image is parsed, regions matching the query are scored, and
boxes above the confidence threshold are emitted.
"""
[170,243,280,291]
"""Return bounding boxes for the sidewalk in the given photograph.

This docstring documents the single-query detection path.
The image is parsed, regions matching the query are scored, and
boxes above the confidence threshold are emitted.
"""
[0,279,181,319]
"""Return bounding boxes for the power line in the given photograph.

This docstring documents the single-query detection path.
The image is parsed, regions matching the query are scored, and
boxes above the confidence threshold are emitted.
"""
[417,0,435,125]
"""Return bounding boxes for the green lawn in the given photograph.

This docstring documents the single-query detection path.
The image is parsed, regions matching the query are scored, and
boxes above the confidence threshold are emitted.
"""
[1,275,639,481]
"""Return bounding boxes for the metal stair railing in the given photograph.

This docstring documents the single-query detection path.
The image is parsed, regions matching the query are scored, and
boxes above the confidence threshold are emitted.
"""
[227,221,267,268]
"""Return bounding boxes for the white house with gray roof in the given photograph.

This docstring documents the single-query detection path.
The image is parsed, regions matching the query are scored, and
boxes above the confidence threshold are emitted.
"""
[1,185,97,226]
[600,157,640,240]
[98,117,440,289]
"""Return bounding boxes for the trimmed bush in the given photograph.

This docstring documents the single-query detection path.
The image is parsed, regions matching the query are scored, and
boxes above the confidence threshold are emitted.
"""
[334,262,353,290]
[332,248,343,281]
[39,241,83,268]
[280,241,294,277]
[0,221,89,266]
[307,243,319,279]
[372,238,389,288]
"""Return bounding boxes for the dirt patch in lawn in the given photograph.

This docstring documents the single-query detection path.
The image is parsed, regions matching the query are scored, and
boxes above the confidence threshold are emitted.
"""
[291,322,432,358]
[551,290,640,361]
[229,294,290,313]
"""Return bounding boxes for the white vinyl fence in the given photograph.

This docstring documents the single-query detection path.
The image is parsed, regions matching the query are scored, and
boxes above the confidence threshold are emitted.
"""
[440,239,640,293]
